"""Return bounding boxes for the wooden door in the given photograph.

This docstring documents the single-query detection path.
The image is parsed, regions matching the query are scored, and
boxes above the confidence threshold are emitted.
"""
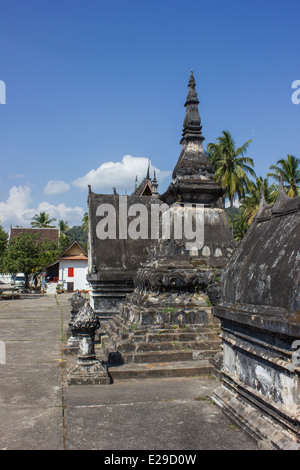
[67,282,74,293]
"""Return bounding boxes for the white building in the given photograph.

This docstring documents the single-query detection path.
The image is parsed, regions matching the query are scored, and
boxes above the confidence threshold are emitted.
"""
[46,240,89,292]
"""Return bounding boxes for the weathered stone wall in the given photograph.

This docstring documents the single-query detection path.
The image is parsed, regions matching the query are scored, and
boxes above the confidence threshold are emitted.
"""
[212,190,300,450]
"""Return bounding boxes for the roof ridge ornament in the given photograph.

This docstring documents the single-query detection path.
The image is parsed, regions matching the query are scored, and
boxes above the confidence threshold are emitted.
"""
[254,188,273,222]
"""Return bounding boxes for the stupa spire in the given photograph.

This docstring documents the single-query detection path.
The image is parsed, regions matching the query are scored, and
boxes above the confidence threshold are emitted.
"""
[161,70,225,205]
[181,70,204,142]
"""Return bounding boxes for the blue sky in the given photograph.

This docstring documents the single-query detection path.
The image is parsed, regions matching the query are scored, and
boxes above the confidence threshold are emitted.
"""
[0,0,299,230]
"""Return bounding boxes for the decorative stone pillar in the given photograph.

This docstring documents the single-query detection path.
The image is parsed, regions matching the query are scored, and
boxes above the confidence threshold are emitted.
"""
[67,302,110,385]
[65,290,87,354]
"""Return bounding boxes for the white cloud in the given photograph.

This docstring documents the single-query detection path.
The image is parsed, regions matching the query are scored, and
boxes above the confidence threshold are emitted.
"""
[0,186,84,231]
[36,201,84,226]
[9,174,25,179]
[72,155,171,192]
[0,186,35,228]
[44,180,70,195]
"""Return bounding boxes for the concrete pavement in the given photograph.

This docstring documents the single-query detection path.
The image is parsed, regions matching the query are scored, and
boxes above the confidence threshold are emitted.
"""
[0,292,258,451]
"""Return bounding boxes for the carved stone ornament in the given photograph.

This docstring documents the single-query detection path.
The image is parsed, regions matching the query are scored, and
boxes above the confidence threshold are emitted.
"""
[67,303,110,385]
[65,290,88,354]
[72,301,100,335]
[68,289,87,321]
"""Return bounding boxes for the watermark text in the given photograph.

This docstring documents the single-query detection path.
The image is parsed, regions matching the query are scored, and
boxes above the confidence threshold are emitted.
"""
[95,197,204,250]
[0,80,6,104]
[291,80,300,105]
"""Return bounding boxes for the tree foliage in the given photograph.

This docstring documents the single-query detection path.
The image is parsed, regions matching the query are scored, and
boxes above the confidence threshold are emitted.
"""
[58,220,71,251]
[240,177,278,225]
[2,233,59,286]
[267,154,300,197]
[31,211,57,228]
[0,225,8,270]
[82,212,88,233]
[207,130,255,233]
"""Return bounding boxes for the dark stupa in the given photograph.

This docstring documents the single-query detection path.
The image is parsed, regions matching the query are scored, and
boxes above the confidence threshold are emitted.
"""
[163,70,224,205]
[102,72,235,376]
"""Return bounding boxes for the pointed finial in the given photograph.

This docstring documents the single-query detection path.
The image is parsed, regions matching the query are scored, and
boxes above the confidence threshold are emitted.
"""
[188,70,196,87]
[135,175,138,189]
[152,170,158,196]
[181,70,202,139]
[146,159,150,180]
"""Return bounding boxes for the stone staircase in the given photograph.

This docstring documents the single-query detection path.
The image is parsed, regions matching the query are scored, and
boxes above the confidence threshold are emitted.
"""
[100,312,221,379]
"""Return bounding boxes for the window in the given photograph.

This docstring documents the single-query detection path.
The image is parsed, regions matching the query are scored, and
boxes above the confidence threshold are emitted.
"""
[68,267,74,277]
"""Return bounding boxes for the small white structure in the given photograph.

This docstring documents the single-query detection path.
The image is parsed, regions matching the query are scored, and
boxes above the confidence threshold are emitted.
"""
[46,240,89,292]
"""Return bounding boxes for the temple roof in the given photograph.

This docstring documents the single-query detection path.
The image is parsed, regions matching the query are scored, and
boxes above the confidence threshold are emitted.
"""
[9,227,59,244]
[131,178,153,196]
[131,162,158,197]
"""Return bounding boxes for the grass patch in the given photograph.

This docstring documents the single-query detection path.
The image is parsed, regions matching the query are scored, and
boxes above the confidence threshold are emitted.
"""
[161,307,178,314]
[194,395,214,404]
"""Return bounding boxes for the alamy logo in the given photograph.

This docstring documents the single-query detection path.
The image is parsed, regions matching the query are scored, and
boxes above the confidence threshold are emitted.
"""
[0,341,6,364]
[291,80,300,105]
[95,197,205,250]
[292,340,300,365]
[0,80,6,104]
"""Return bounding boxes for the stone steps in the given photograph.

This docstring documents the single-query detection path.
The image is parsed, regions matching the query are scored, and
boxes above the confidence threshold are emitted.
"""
[104,314,219,338]
[98,305,221,378]
[105,338,220,354]
[106,359,214,380]
[105,347,219,364]
[104,328,219,343]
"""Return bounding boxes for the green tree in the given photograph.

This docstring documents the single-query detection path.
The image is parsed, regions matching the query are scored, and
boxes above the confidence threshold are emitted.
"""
[0,225,8,270]
[240,177,278,225]
[233,210,249,242]
[31,211,57,228]
[58,220,69,234]
[58,220,71,251]
[207,130,255,233]
[2,233,58,287]
[82,212,88,233]
[267,154,300,197]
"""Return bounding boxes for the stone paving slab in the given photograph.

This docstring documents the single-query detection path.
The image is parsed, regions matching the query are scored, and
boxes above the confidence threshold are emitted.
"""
[0,363,62,407]
[0,293,259,451]
[0,318,62,341]
[0,406,64,450]
[63,377,258,450]
[1,340,62,365]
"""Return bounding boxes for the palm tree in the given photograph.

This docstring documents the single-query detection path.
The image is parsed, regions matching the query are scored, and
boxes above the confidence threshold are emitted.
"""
[267,154,300,197]
[82,212,88,233]
[233,210,249,242]
[58,220,71,250]
[240,177,278,225]
[58,220,69,235]
[207,130,256,233]
[31,211,57,228]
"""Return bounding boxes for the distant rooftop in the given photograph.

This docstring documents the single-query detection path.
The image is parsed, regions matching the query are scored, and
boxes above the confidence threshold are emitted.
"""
[9,227,59,244]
